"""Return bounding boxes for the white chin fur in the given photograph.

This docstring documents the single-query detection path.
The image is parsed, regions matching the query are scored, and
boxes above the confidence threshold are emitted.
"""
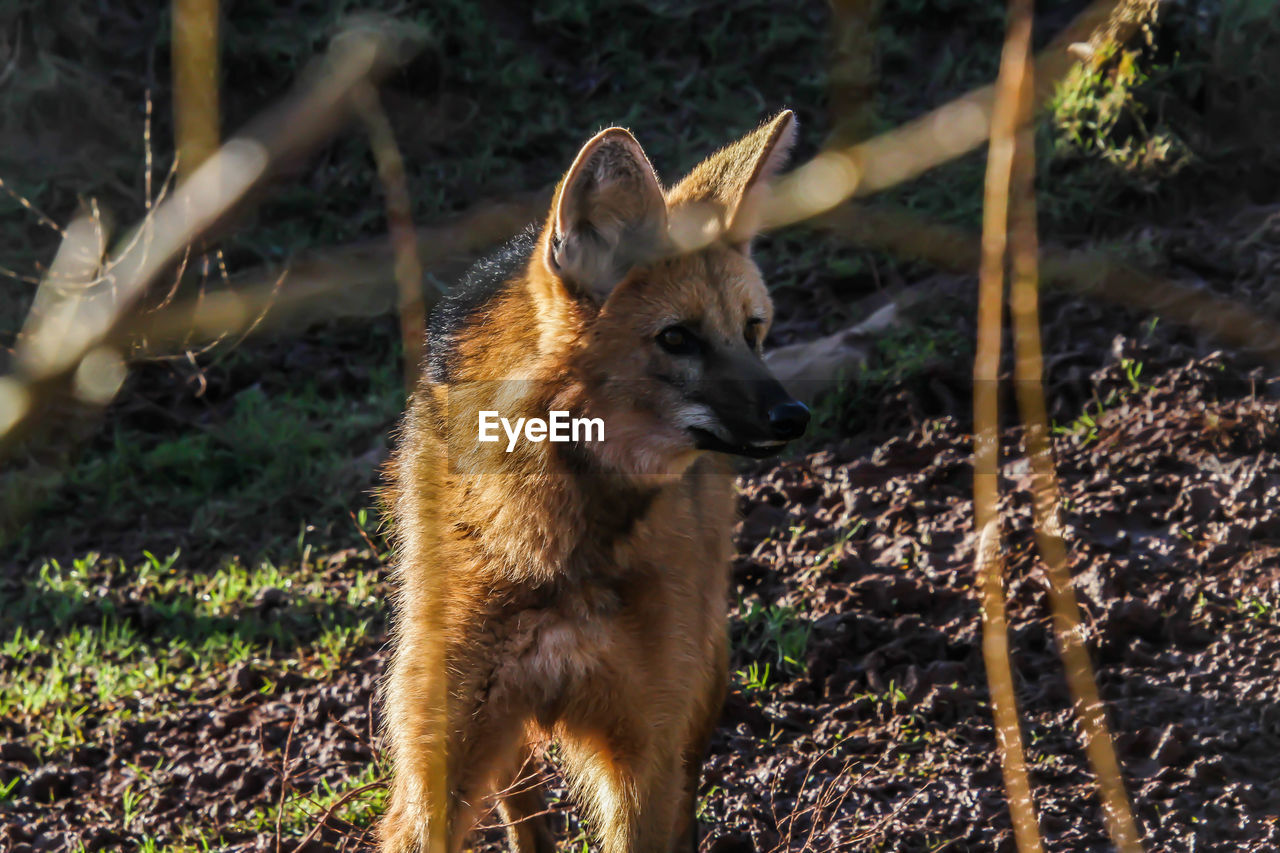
[672,404,732,442]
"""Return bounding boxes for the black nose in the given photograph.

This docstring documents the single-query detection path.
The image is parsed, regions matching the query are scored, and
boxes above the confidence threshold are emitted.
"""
[768,400,810,441]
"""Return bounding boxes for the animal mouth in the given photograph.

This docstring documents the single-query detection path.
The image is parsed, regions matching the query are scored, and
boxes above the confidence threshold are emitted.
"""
[688,428,788,459]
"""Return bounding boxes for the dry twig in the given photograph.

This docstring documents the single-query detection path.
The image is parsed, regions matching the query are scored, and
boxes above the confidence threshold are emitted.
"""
[763,0,1141,230]
[0,20,423,458]
[353,81,427,396]
[1006,11,1144,851]
[289,780,388,853]
[972,0,1045,848]
[172,0,221,180]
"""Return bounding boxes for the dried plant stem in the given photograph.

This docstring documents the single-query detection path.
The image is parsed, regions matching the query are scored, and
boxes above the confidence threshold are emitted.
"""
[126,192,549,355]
[0,23,420,458]
[976,523,1043,852]
[172,0,221,179]
[289,780,387,853]
[826,0,880,147]
[815,199,1280,364]
[1006,22,1145,853]
[275,702,303,853]
[973,0,1044,849]
[354,82,426,396]
[765,0,1139,230]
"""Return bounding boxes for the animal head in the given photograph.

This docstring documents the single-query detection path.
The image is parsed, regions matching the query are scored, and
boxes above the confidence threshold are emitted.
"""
[538,111,810,475]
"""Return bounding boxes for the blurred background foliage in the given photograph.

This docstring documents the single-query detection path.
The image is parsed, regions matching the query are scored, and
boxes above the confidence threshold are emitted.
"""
[1,0,1277,563]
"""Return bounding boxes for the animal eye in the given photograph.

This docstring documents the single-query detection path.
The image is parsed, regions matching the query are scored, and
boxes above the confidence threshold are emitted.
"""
[656,325,700,356]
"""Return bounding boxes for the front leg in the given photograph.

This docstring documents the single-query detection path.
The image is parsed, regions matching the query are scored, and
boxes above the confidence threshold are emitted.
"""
[379,631,525,853]
[670,635,728,852]
[379,633,457,853]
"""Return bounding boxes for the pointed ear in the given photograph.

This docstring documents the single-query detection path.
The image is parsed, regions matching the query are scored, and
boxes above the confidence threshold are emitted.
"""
[667,110,797,250]
[545,127,667,301]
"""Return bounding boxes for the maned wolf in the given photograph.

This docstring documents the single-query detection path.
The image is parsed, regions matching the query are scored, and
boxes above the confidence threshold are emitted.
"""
[380,111,810,853]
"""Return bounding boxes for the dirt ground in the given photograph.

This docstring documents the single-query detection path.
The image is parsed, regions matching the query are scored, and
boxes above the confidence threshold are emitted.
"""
[5,198,1280,850]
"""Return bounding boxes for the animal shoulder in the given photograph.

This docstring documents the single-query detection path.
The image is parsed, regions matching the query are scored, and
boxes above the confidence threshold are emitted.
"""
[426,226,538,383]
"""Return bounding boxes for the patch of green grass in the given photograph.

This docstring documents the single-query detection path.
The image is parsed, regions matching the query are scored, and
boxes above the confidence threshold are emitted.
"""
[0,547,384,755]
[801,517,867,580]
[849,679,914,719]
[9,358,402,560]
[1049,45,1192,183]
[695,783,722,821]
[1234,596,1275,624]
[871,0,1002,230]
[1051,357,1147,445]
[735,660,774,694]
[1040,37,1194,230]
[234,758,386,844]
[735,600,812,676]
[732,599,812,696]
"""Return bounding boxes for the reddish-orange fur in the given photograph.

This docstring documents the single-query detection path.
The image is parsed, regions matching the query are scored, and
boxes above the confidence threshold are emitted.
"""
[380,112,797,853]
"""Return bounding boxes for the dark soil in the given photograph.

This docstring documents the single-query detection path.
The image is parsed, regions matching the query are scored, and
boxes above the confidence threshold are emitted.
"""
[707,347,1280,852]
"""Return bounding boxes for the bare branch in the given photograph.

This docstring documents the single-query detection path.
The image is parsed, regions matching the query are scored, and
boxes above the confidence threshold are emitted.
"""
[353,81,427,396]
[172,0,221,180]
[765,0,1142,230]
[1006,11,1144,849]
[971,0,1046,849]
[0,19,424,458]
